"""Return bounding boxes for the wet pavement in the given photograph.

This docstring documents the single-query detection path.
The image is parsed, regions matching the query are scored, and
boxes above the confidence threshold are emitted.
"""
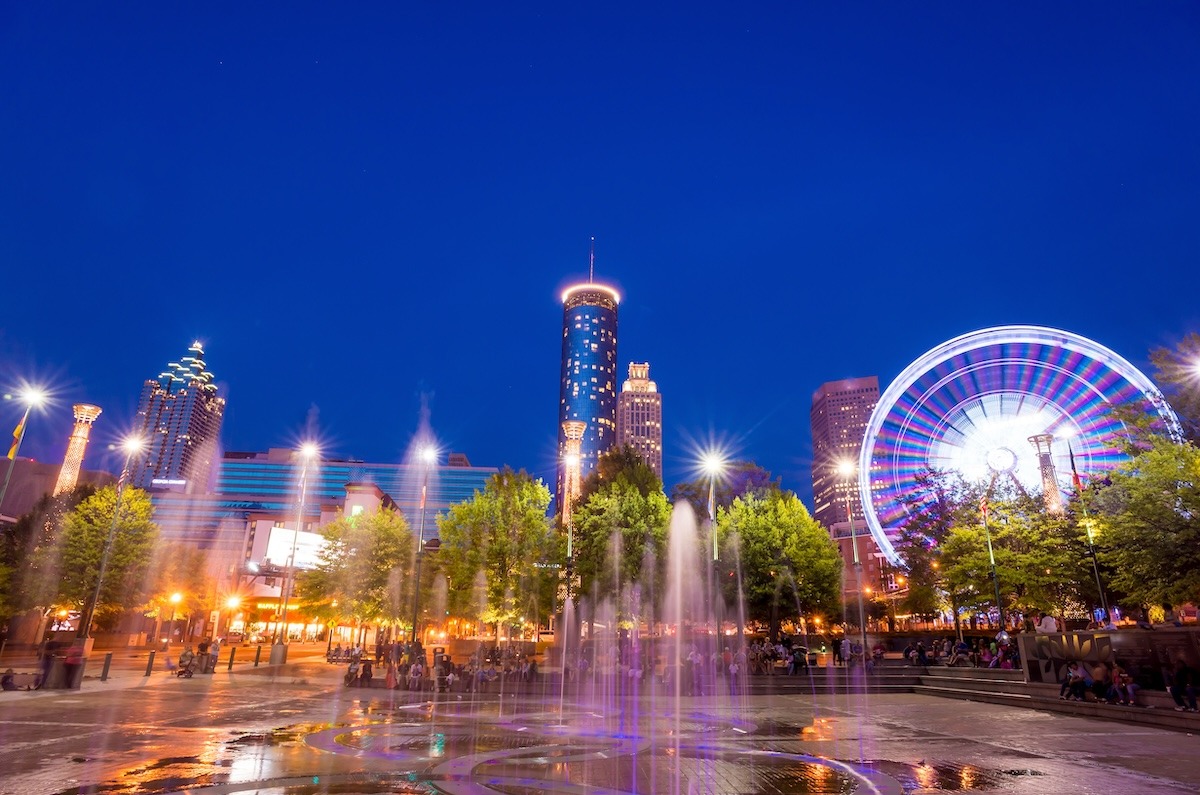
[0,658,1196,795]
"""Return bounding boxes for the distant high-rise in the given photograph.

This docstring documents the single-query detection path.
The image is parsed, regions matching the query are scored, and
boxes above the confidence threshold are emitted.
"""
[52,404,102,496]
[556,281,619,509]
[130,342,225,494]
[810,376,879,529]
[810,376,881,600]
[616,362,663,478]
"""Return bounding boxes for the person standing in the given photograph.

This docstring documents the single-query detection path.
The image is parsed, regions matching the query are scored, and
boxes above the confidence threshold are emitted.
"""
[1036,611,1059,633]
[208,637,221,673]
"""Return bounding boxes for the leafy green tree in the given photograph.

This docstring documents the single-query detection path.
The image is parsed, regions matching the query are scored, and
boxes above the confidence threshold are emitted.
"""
[716,490,841,639]
[577,445,663,507]
[0,485,94,621]
[1150,332,1200,441]
[297,506,413,638]
[1091,433,1200,608]
[669,461,780,521]
[144,543,215,640]
[437,468,561,633]
[52,486,158,635]
[573,480,672,615]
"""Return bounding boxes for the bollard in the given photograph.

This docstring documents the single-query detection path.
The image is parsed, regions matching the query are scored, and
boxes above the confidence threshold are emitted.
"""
[144,650,156,677]
[254,645,262,667]
[100,652,113,682]
[227,647,236,670]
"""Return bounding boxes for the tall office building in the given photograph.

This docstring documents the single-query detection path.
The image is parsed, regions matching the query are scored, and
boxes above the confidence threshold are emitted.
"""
[130,341,226,494]
[810,376,881,599]
[53,404,102,496]
[556,281,619,509]
[615,362,663,478]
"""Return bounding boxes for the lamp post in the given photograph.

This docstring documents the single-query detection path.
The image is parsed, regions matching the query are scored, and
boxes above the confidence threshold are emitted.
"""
[0,387,47,514]
[701,452,727,563]
[701,450,727,643]
[837,461,869,667]
[165,591,182,646]
[78,435,146,645]
[410,445,437,644]
[275,443,318,650]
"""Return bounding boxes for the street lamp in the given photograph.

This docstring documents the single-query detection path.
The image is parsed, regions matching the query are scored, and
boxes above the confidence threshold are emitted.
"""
[165,591,182,645]
[701,451,727,562]
[0,387,47,514]
[410,445,437,644]
[837,460,869,667]
[275,442,318,647]
[79,435,146,643]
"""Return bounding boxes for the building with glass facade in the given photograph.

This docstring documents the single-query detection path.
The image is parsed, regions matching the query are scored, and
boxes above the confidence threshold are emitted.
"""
[557,282,620,507]
[130,342,226,494]
[616,362,663,478]
[810,376,883,601]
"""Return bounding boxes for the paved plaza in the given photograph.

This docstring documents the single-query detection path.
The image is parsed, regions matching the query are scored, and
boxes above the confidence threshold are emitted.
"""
[0,651,1196,795]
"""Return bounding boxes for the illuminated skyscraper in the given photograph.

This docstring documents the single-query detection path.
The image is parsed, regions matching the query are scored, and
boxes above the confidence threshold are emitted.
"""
[616,362,662,478]
[810,376,881,600]
[556,281,619,507]
[810,376,879,529]
[130,341,226,494]
[52,404,102,496]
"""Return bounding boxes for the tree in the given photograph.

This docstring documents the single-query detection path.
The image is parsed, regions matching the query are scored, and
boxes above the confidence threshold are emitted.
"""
[572,479,672,618]
[53,486,158,634]
[716,490,842,639]
[1091,433,1200,608]
[0,485,94,622]
[297,506,413,638]
[577,445,662,507]
[437,468,561,634]
[1150,332,1200,442]
[669,461,780,520]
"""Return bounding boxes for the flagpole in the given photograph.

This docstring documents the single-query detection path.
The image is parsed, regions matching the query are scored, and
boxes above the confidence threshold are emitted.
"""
[1070,443,1110,623]
[980,494,1005,631]
[0,404,33,515]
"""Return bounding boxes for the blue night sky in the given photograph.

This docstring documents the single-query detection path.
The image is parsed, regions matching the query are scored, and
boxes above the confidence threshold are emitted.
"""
[2,4,1197,506]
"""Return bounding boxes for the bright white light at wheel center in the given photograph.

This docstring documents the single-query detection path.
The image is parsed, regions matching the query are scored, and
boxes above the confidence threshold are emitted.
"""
[928,393,1072,487]
[985,447,1017,473]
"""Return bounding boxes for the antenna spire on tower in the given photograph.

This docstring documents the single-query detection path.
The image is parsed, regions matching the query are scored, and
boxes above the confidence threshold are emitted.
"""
[589,236,595,282]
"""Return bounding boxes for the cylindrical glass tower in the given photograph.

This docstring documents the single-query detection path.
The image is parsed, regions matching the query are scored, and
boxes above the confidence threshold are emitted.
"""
[557,282,619,510]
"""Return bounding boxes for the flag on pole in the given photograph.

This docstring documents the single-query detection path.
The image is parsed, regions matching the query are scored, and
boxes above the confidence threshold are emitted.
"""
[980,495,989,521]
[1067,442,1085,495]
[6,416,24,460]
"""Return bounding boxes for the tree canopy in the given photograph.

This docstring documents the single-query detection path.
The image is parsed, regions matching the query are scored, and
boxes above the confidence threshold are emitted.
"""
[297,506,414,632]
[54,486,159,633]
[716,489,842,637]
[1091,433,1200,608]
[437,468,560,631]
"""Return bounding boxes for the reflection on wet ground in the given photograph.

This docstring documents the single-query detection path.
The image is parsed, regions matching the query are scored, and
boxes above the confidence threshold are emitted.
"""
[2,666,1195,795]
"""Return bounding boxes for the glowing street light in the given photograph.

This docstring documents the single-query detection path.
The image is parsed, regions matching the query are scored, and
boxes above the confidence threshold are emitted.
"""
[701,451,728,562]
[0,386,48,514]
[410,444,438,644]
[838,460,869,666]
[79,435,147,642]
[275,442,319,647]
[164,591,183,645]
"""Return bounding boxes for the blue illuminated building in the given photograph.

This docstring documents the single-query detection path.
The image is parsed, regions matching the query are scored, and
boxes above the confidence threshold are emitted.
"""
[557,281,620,506]
[148,448,497,559]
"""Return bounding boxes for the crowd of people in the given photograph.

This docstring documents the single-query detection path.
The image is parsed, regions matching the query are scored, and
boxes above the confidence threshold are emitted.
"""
[1058,656,1198,710]
[900,636,1020,669]
[331,642,540,691]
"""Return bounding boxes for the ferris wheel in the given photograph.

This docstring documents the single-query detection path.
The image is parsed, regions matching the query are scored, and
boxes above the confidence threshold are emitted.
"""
[860,325,1180,566]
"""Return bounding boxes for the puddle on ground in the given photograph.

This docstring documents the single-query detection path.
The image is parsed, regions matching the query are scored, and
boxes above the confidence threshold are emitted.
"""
[872,759,1046,791]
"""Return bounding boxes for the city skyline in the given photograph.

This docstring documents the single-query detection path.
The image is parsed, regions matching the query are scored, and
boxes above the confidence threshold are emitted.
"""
[2,5,1197,507]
